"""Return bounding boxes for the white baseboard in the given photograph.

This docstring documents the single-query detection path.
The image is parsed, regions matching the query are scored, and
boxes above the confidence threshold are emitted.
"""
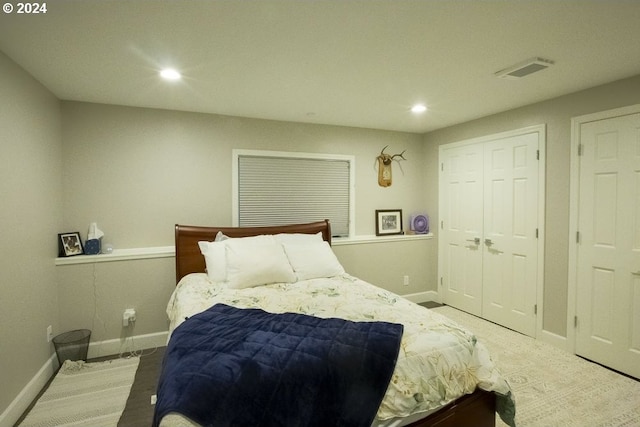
[88,330,169,359]
[0,353,57,427]
[539,328,569,352]
[0,330,169,427]
[402,290,439,304]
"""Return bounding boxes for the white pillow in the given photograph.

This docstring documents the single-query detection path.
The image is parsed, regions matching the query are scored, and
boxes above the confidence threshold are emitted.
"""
[274,232,323,244]
[214,231,229,242]
[282,240,345,281]
[198,241,227,282]
[225,235,296,289]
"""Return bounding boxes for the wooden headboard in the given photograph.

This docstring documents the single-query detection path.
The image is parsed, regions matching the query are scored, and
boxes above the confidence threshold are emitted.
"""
[174,220,332,284]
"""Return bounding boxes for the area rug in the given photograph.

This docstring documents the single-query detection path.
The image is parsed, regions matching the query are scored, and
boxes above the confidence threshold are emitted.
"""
[432,306,640,427]
[19,357,140,427]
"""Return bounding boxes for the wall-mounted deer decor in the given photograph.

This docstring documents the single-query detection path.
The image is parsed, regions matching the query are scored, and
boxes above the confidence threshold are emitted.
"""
[376,145,407,187]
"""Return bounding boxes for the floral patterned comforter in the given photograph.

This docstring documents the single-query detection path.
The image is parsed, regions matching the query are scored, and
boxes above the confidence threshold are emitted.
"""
[166,273,515,425]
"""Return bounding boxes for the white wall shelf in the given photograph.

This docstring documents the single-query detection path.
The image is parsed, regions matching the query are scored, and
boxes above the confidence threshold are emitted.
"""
[54,234,432,266]
[332,233,433,246]
[55,246,175,265]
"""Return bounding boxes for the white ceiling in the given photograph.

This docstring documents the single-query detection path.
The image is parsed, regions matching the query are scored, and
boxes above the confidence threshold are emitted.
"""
[1,0,639,133]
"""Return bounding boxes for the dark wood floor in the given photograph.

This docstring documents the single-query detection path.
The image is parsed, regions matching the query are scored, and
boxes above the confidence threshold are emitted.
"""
[419,301,442,309]
[118,347,166,427]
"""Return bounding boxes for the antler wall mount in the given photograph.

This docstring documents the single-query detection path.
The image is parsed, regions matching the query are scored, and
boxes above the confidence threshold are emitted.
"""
[376,145,407,187]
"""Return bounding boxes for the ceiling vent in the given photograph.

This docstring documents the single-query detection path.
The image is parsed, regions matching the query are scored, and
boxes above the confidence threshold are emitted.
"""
[494,57,554,79]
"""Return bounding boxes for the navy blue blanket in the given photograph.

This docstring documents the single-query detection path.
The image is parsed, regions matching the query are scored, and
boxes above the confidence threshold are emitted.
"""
[153,304,403,427]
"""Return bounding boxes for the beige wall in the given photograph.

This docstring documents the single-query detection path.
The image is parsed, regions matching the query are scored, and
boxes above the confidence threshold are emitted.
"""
[61,102,427,246]
[334,239,436,296]
[56,101,433,344]
[56,258,176,343]
[0,52,62,416]
[422,74,640,338]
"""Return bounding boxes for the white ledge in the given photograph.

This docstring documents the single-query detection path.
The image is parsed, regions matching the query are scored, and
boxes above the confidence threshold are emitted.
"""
[54,234,432,265]
[55,246,175,265]
[332,233,433,246]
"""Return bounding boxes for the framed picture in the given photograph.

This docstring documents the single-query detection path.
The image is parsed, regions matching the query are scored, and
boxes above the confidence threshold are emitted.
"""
[375,209,403,236]
[58,232,84,257]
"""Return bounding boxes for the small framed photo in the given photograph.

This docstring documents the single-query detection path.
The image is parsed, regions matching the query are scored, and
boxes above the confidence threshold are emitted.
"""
[58,232,84,257]
[375,209,403,236]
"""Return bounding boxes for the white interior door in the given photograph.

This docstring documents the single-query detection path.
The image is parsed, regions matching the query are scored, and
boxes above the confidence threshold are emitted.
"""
[439,144,484,316]
[439,127,542,337]
[482,134,539,337]
[575,112,640,379]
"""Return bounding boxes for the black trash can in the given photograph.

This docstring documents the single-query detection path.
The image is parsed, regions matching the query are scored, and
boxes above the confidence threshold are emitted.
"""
[52,329,91,365]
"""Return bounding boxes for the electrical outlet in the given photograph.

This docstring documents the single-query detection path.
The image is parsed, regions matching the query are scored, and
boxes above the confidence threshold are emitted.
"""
[403,275,410,286]
[122,308,137,327]
[46,325,53,343]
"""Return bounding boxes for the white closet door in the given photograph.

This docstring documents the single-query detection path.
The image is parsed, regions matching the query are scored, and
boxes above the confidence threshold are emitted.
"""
[575,112,640,379]
[482,133,539,337]
[439,127,542,337]
[439,143,484,316]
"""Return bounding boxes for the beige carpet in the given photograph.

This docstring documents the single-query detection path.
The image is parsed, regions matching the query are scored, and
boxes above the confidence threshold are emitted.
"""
[19,357,139,427]
[432,306,640,427]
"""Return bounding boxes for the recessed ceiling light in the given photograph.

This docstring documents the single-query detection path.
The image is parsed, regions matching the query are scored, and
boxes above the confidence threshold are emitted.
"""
[160,68,181,81]
[411,104,427,114]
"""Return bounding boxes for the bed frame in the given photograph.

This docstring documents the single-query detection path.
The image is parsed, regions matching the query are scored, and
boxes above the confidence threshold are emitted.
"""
[175,220,332,283]
[173,220,496,427]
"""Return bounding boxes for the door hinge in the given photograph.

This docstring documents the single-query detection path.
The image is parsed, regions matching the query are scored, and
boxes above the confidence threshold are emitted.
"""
[577,144,583,156]
[441,220,444,229]
[536,150,540,160]
[535,228,539,238]
[576,231,580,244]
[534,304,537,315]
[574,316,578,328]
[441,163,444,172]
[440,277,443,286]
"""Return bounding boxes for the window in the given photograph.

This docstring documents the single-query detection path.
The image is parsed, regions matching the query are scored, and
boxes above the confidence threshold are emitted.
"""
[233,150,355,238]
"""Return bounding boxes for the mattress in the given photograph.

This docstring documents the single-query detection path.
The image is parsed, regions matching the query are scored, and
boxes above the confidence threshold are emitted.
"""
[160,272,514,426]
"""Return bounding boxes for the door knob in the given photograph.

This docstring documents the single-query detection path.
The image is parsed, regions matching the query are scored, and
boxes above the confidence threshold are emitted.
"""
[466,237,480,245]
[484,238,493,246]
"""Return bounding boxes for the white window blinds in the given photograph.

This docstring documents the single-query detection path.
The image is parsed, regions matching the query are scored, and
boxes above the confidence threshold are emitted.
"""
[234,151,353,237]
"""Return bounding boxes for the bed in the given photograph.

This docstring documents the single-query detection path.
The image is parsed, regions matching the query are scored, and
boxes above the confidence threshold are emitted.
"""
[155,220,515,427]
